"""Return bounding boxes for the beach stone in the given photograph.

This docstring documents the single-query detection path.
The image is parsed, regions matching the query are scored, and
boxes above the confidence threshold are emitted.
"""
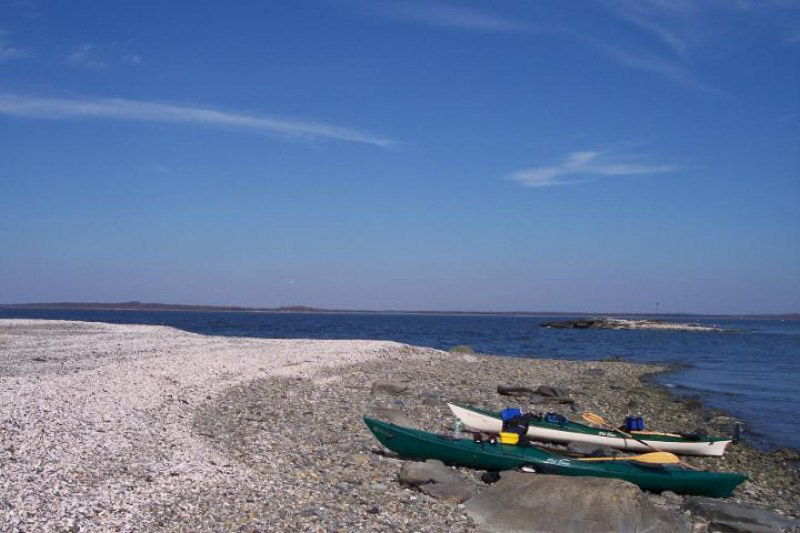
[661,491,683,505]
[418,479,477,503]
[527,393,546,404]
[369,407,413,427]
[683,498,797,533]
[497,385,536,397]
[398,460,477,503]
[465,472,690,533]
[537,385,574,403]
[370,380,410,395]
[481,471,501,484]
[398,460,464,486]
[348,453,370,466]
[419,391,441,406]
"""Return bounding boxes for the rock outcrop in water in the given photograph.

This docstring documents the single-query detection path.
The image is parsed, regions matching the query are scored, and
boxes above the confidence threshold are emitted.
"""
[540,318,721,332]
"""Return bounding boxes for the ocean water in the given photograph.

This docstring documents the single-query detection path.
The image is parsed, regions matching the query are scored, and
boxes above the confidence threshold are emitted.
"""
[1,309,798,452]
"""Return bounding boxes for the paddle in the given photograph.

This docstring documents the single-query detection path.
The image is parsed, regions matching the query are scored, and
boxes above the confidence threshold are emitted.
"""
[577,451,680,464]
[581,411,700,470]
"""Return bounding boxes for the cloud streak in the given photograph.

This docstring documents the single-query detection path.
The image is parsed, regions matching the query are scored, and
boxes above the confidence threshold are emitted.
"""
[0,94,397,148]
[67,44,108,68]
[0,31,31,62]
[586,40,722,94]
[66,43,143,69]
[602,0,698,56]
[510,150,679,188]
[359,0,532,33]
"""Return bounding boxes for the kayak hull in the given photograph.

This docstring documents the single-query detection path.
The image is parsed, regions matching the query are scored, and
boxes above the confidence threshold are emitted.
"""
[364,416,746,498]
[448,402,731,457]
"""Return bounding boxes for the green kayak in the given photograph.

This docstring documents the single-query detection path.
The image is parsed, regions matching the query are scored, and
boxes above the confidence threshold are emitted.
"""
[364,417,747,498]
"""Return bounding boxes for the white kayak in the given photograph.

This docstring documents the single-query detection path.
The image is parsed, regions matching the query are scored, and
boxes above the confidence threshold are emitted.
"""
[448,402,732,457]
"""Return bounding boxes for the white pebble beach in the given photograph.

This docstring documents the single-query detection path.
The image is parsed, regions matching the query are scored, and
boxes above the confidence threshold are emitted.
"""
[2,319,797,532]
[0,319,414,531]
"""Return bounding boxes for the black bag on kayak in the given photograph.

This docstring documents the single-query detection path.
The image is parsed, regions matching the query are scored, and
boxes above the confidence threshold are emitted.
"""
[503,415,530,437]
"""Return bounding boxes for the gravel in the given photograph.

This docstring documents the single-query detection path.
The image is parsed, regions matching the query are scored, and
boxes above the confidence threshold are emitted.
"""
[1,319,797,531]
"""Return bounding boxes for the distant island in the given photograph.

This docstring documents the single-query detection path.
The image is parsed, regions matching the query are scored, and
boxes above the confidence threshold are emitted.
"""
[0,301,797,320]
[540,318,725,332]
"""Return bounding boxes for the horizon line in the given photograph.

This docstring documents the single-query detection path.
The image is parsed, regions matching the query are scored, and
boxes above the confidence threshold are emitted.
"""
[1,301,797,318]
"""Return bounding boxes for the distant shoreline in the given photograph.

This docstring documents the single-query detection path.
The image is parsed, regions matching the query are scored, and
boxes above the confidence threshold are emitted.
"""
[0,302,797,320]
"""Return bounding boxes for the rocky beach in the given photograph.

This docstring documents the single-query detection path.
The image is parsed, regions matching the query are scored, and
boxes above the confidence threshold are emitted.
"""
[1,319,797,532]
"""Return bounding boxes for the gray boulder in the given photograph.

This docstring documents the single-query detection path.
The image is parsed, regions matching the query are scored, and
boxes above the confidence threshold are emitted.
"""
[536,385,573,403]
[465,472,690,533]
[398,460,477,503]
[495,386,547,404]
[369,407,413,427]
[419,391,441,406]
[418,480,477,503]
[371,380,410,395]
[497,385,537,397]
[683,497,797,533]
[398,459,464,486]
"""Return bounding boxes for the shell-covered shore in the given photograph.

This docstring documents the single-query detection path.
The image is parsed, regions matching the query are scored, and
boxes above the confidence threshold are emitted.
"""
[1,319,797,531]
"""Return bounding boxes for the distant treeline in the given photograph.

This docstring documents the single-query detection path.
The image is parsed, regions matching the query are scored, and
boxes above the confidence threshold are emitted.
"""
[0,302,797,320]
[0,301,319,313]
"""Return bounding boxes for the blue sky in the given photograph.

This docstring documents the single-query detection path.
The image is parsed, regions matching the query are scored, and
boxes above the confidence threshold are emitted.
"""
[1,0,798,314]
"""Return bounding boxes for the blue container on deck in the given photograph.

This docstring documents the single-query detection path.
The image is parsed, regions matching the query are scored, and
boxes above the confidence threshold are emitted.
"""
[544,412,569,425]
[624,416,645,431]
[500,408,523,421]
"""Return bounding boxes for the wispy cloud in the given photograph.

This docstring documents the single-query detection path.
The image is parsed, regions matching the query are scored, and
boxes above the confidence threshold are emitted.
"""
[67,44,108,68]
[0,30,31,62]
[602,0,800,53]
[510,150,679,188]
[0,44,29,62]
[587,39,722,94]
[0,94,397,148]
[122,53,142,65]
[357,0,532,33]
[355,2,715,91]
[67,43,143,69]
[601,0,698,56]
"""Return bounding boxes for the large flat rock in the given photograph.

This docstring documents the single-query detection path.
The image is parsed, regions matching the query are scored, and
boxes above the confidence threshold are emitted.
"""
[465,472,690,533]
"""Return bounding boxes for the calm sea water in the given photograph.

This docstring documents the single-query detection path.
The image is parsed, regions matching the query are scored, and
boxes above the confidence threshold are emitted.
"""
[2,309,798,452]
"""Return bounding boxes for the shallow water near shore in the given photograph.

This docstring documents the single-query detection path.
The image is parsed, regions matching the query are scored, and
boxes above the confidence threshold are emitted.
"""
[2,308,798,452]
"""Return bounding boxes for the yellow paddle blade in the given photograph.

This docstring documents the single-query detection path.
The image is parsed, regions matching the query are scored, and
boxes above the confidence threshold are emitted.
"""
[582,411,612,427]
[577,451,680,464]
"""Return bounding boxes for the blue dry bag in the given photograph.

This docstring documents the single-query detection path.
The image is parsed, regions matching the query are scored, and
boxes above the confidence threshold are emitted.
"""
[501,408,523,421]
[544,412,568,425]
[624,416,645,431]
